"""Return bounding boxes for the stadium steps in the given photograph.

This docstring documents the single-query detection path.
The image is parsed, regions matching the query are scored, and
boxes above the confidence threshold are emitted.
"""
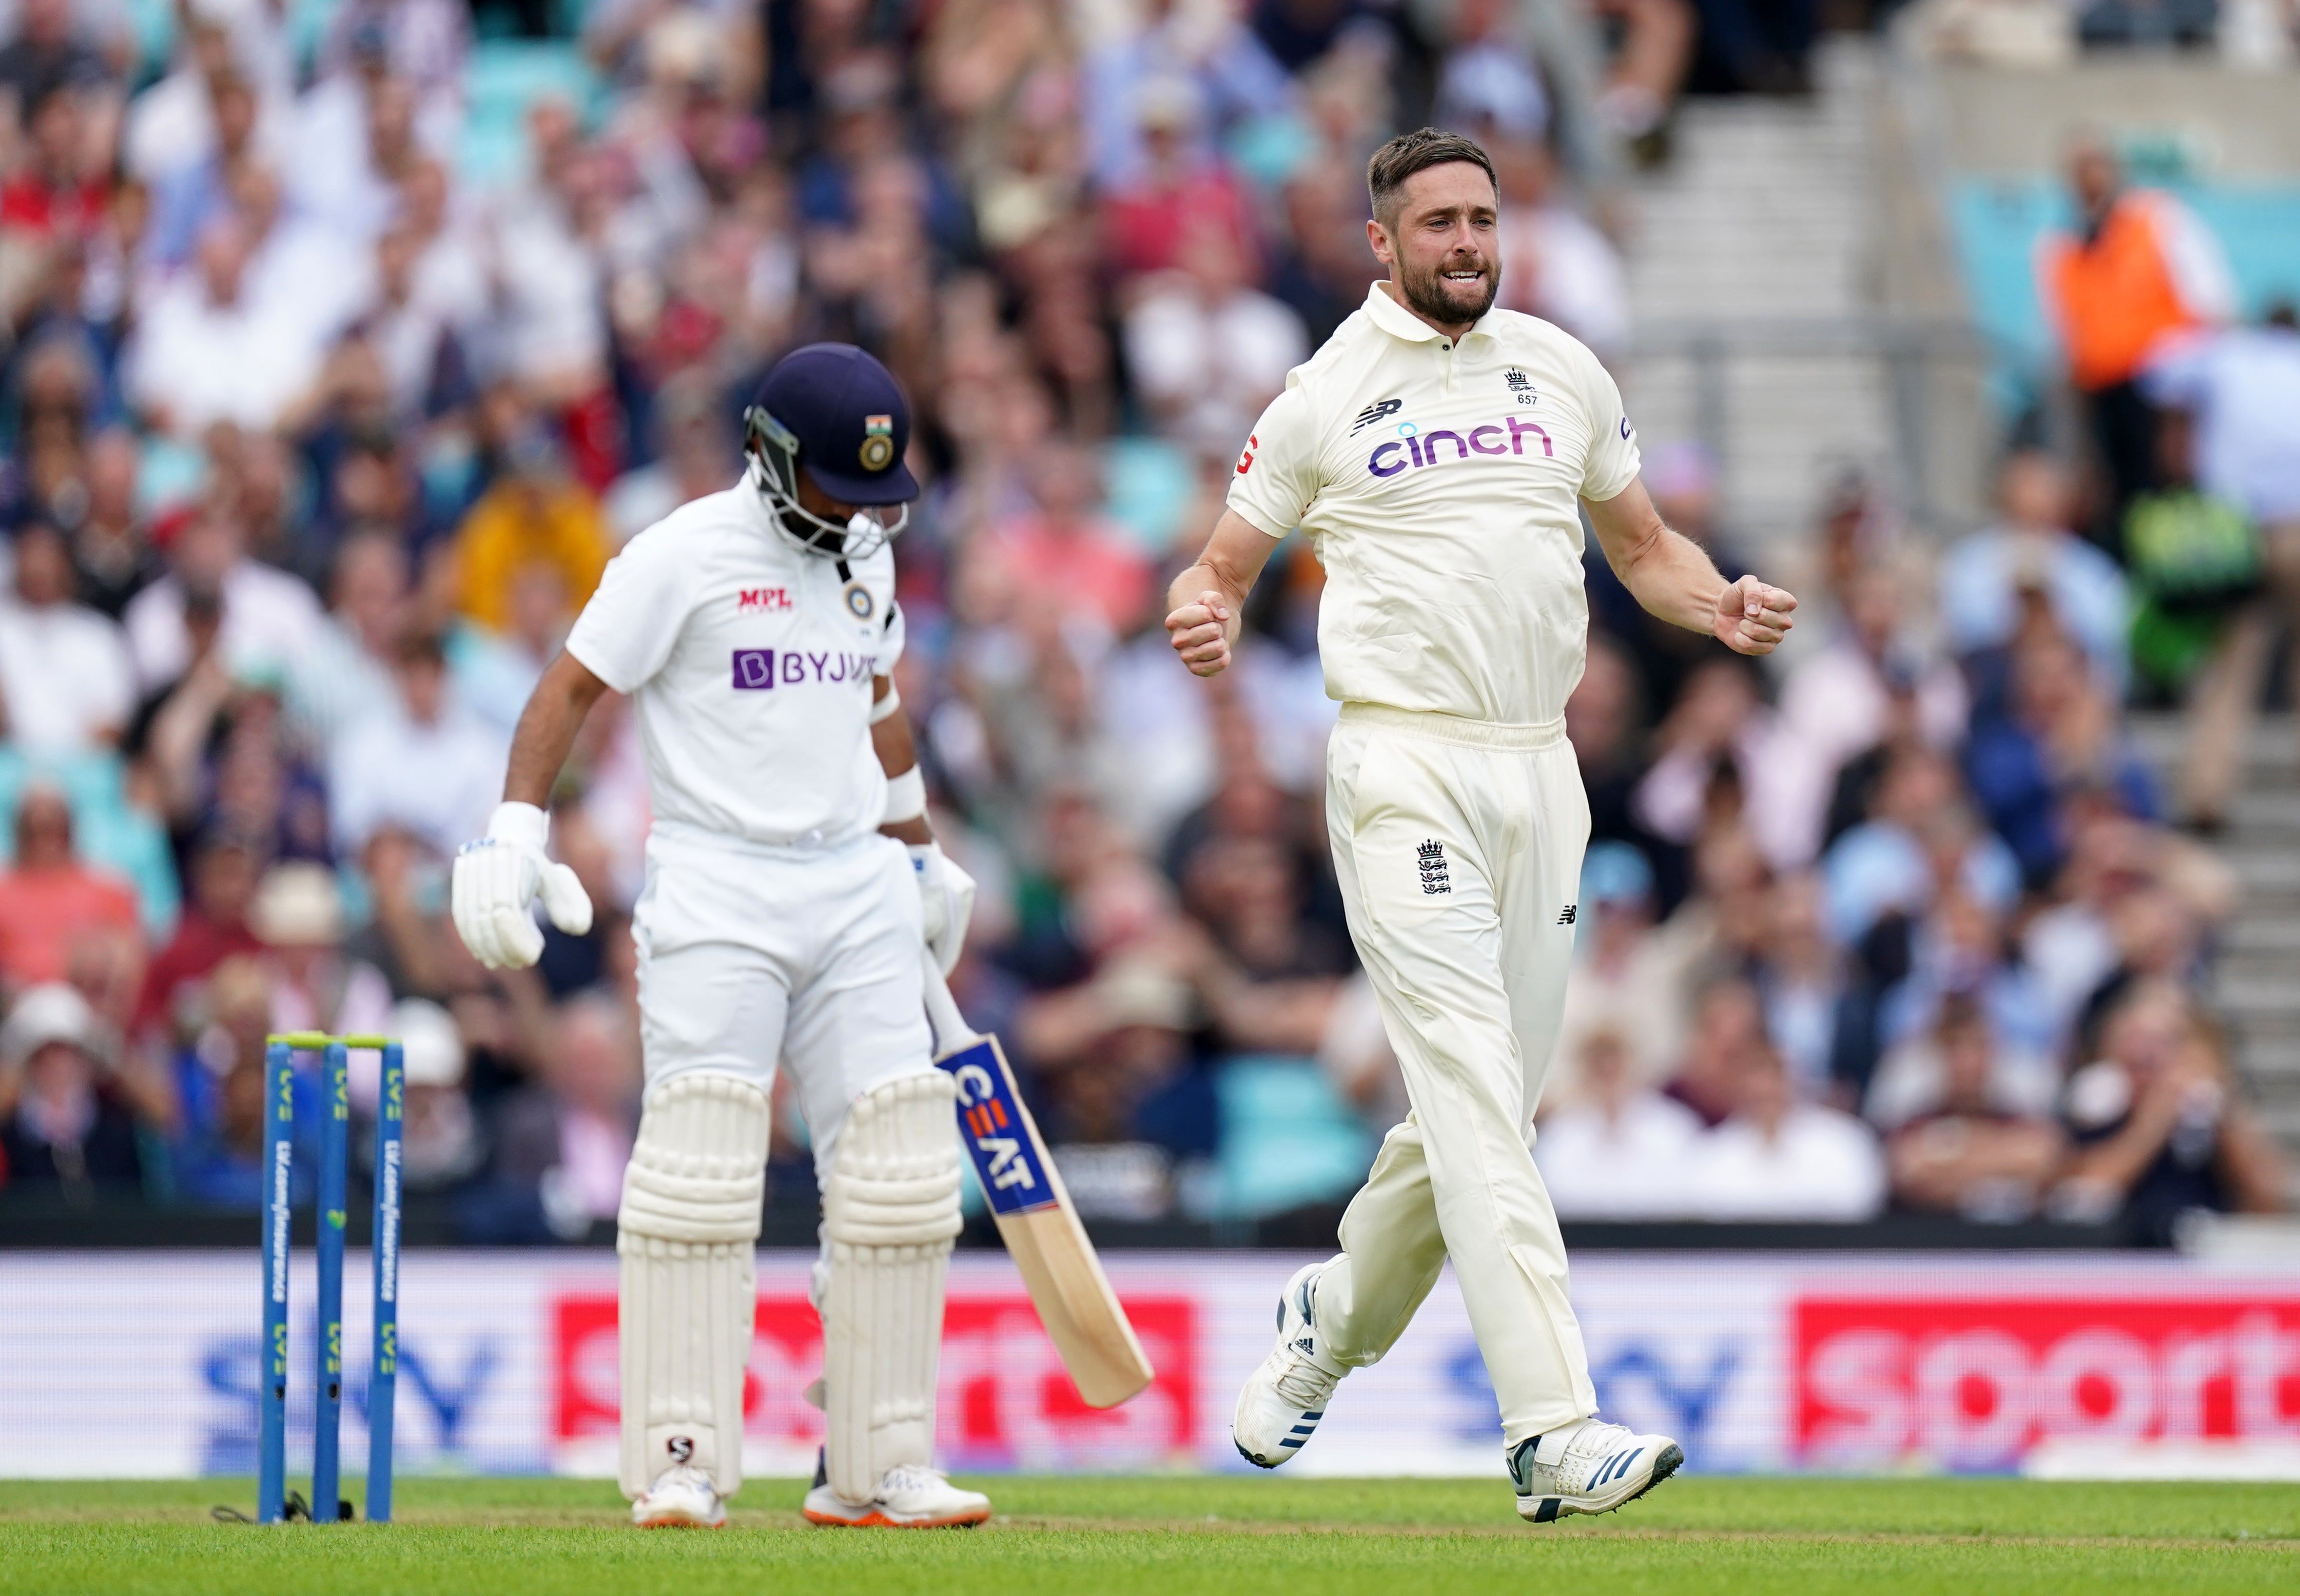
[2128,712,2300,1146]
[1620,38,1888,549]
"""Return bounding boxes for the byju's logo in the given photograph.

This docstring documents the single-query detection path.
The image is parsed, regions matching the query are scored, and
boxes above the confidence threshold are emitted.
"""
[1369,416,1552,478]
[731,649,878,689]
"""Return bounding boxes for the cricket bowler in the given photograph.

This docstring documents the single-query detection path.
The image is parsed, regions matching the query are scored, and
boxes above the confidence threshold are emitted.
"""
[1165,129,1798,1522]
[450,344,990,1529]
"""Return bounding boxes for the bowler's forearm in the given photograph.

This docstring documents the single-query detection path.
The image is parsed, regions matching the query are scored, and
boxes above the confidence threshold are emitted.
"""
[1619,523,1727,636]
[504,651,609,808]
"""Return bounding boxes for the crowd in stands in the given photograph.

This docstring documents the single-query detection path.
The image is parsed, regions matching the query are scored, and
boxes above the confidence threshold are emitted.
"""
[0,0,2285,1242]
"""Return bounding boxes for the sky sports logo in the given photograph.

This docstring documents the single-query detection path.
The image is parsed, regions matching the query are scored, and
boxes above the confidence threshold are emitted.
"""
[1368,416,1553,477]
[731,649,879,689]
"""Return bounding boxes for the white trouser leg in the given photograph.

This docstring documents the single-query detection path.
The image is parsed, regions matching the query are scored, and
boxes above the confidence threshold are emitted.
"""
[1317,716,1594,1447]
[616,1072,772,1499]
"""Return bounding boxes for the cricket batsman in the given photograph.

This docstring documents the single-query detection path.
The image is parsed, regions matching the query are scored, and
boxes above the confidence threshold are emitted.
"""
[450,344,991,1530]
[1166,129,1798,1522]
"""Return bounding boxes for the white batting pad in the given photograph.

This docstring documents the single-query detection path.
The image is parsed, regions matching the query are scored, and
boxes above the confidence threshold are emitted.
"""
[616,1072,771,1498]
[819,1071,962,1503]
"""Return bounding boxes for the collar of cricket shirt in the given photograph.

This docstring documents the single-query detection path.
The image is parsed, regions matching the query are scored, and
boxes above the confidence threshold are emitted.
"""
[1363,279,1498,347]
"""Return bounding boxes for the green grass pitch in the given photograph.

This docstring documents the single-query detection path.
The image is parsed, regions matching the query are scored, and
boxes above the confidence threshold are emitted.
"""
[3,1475,2295,1594]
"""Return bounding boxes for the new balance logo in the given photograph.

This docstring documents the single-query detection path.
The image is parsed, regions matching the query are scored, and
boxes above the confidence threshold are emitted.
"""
[1416,840,1451,896]
[1351,398,1402,435]
[1557,903,1577,925]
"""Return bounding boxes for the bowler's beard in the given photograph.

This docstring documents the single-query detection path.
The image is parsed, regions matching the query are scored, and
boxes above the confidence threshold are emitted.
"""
[1397,250,1497,328]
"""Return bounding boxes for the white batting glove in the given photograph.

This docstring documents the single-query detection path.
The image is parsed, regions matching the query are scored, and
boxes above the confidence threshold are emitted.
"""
[451,802,595,970]
[909,841,976,976]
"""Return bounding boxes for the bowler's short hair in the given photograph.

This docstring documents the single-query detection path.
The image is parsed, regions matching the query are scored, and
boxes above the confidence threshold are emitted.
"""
[1367,128,1498,229]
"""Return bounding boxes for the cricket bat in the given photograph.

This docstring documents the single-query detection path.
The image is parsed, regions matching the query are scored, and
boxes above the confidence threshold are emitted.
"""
[923,955,1155,1409]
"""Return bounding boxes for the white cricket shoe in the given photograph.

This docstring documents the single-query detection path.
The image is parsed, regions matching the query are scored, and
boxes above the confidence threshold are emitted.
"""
[1508,1417,1683,1523]
[630,1463,726,1528]
[1232,1259,1346,1468]
[803,1456,991,1529]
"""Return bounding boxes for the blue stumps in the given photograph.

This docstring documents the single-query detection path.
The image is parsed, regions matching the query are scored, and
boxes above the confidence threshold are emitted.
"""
[367,1040,404,1524]
[258,1041,295,1524]
[311,1041,349,1522]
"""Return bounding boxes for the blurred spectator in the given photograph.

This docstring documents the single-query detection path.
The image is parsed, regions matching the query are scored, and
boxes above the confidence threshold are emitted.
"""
[1938,450,2130,693]
[492,991,639,1239]
[0,518,133,752]
[2039,134,2234,537]
[66,429,156,618]
[328,632,506,861]
[131,827,261,1042]
[285,529,407,757]
[1685,0,1820,94]
[0,783,139,990]
[1555,841,1690,1094]
[2,79,106,239]
[122,507,323,695]
[1537,1027,1703,1218]
[0,981,143,1192]
[1083,0,1292,191]
[1685,1044,1887,1221]
[389,996,481,1190]
[988,441,1152,635]
[1586,440,1746,718]
[1880,996,2066,1221]
[2123,408,2263,828]
[1491,135,1629,355]
[2053,981,2286,1236]
[163,951,282,1206]
[450,422,610,634]
[125,215,327,437]
[248,862,393,1091]
[1100,76,1259,281]
[0,0,114,102]
[1122,220,1305,453]
[1964,632,2157,886]
[1823,744,2019,949]
[1664,975,1768,1128]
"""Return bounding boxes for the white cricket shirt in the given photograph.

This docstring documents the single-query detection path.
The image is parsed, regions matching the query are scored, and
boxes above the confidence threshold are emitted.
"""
[566,482,904,848]
[1227,280,1641,726]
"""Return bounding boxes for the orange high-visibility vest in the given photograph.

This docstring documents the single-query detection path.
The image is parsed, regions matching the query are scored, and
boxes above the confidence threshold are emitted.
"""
[2041,193,2202,392]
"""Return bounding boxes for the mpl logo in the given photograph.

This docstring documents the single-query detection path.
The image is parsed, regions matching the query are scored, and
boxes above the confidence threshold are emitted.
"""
[738,588,792,612]
[552,1290,1196,1471]
[1793,1294,2300,1470]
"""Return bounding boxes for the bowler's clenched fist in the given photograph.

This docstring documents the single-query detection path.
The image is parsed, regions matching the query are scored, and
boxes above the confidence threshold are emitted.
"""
[1166,589,1235,677]
[1712,575,1797,656]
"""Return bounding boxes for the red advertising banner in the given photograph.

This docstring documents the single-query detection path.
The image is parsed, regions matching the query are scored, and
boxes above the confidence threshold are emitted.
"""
[553,1290,1197,1471]
[1794,1294,2300,1469]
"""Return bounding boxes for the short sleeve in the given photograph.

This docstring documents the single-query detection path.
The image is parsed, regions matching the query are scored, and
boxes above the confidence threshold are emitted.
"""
[1573,343,1641,503]
[564,526,692,692]
[1225,382,1322,539]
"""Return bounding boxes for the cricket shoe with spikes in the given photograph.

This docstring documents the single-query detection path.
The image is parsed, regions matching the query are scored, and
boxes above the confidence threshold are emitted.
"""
[1508,1417,1683,1523]
[802,1453,992,1528]
[1232,1258,1346,1467]
[630,1464,726,1528]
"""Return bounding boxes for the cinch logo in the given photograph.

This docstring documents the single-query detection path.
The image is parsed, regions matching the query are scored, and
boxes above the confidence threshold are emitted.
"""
[738,588,792,612]
[1369,416,1552,477]
[731,649,878,689]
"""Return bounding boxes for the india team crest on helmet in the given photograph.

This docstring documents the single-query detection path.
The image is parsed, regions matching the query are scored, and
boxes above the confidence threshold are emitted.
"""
[859,414,895,471]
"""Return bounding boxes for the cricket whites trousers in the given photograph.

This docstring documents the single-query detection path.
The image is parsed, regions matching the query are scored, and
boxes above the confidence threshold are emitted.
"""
[1316,702,1596,1447]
